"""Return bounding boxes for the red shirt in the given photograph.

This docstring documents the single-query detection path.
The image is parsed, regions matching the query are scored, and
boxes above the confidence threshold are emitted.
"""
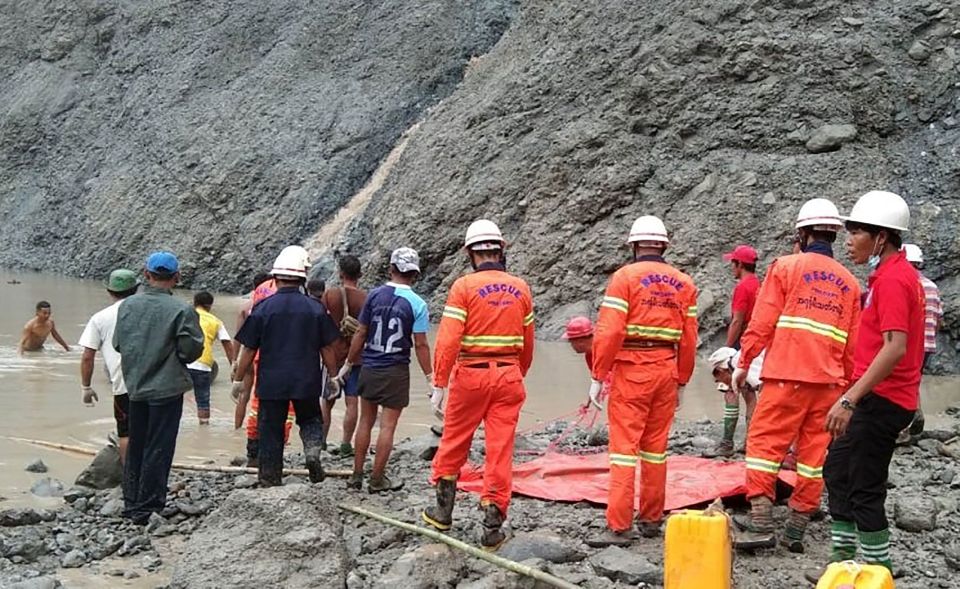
[731,273,760,324]
[852,252,925,410]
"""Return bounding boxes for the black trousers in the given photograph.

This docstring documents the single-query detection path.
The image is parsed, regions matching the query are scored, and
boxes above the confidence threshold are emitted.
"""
[257,397,324,485]
[123,394,184,522]
[824,393,913,532]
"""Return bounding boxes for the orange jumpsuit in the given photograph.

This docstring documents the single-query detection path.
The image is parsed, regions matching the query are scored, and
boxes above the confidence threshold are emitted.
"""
[738,250,861,513]
[245,279,295,443]
[431,264,535,516]
[592,256,698,530]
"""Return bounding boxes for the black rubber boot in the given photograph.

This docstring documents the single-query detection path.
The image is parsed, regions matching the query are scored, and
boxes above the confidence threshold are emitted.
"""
[480,504,507,551]
[781,509,811,554]
[246,438,259,468]
[422,477,456,531]
[305,446,325,484]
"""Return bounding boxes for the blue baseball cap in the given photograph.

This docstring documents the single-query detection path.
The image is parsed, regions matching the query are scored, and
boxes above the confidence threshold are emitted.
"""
[145,251,180,274]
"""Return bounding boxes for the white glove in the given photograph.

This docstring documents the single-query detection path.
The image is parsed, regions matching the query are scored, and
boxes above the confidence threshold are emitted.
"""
[732,367,748,395]
[425,372,433,389]
[81,386,99,406]
[326,376,342,400]
[230,381,246,404]
[587,379,603,410]
[335,361,353,386]
[430,386,447,419]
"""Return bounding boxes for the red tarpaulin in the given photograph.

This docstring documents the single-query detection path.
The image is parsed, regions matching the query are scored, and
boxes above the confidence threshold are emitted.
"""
[458,453,797,511]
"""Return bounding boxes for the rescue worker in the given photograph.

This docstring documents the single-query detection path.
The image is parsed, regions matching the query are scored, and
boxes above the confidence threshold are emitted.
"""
[733,198,861,552]
[564,316,610,409]
[422,220,535,551]
[817,191,924,576]
[723,244,760,348]
[587,215,698,546]
[233,245,341,486]
[896,243,942,441]
[704,346,760,457]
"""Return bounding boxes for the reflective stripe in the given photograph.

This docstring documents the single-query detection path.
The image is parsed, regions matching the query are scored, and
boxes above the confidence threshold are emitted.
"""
[461,335,524,348]
[442,306,467,322]
[687,305,698,317]
[745,456,781,474]
[796,462,823,479]
[609,453,638,467]
[639,450,667,465]
[601,296,629,313]
[776,315,848,344]
[625,325,682,341]
[523,312,535,326]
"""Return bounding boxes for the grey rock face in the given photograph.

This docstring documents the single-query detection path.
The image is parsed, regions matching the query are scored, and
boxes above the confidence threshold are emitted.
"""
[588,546,662,585]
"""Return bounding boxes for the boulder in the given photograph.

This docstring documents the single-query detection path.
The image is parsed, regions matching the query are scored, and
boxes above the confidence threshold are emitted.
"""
[498,532,587,564]
[24,459,48,473]
[170,486,346,588]
[588,546,662,585]
[894,495,939,532]
[75,445,122,490]
[8,577,60,589]
[29,477,65,498]
[374,543,465,589]
[60,549,86,568]
[0,508,43,527]
[805,124,858,153]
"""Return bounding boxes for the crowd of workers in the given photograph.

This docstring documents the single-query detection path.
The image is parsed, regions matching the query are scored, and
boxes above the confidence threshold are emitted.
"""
[63,188,943,578]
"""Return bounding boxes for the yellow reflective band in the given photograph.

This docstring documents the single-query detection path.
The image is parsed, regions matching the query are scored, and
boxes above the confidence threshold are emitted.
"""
[523,312,535,326]
[796,462,823,479]
[746,456,781,474]
[776,315,848,344]
[625,325,682,341]
[687,305,698,317]
[609,453,638,467]
[639,451,667,465]
[460,335,524,347]
[601,296,629,313]
[442,306,467,322]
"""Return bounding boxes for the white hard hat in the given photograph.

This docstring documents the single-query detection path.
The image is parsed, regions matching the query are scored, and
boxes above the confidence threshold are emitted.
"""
[708,347,737,371]
[464,219,505,250]
[902,243,923,264]
[843,190,910,232]
[627,215,669,244]
[796,198,843,231]
[270,245,311,279]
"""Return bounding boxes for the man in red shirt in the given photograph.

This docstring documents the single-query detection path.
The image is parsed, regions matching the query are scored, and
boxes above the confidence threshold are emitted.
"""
[704,245,760,458]
[819,191,924,576]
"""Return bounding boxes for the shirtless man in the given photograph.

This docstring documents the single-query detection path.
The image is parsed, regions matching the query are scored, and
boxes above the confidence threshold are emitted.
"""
[19,301,70,354]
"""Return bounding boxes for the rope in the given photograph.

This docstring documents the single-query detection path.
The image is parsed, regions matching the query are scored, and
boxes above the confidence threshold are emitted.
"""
[338,503,582,589]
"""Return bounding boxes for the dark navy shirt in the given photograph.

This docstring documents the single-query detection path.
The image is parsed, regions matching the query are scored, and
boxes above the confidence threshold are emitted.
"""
[235,287,340,400]
[359,282,429,368]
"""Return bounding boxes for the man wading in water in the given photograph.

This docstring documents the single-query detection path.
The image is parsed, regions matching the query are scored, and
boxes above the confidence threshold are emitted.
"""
[19,301,71,354]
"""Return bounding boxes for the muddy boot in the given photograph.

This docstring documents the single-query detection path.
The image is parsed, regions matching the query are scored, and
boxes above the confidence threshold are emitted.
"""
[702,439,734,458]
[258,464,282,488]
[368,474,404,493]
[895,428,912,445]
[908,408,925,436]
[586,528,639,548]
[479,504,507,551]
[733,497,776,549]
[636,520,663,538]
[422,477,456,531]
[305,446,325,483]
[347,471,363,490]
[781,509,811,553]
[430,424,444,437]
[245,438,259,468]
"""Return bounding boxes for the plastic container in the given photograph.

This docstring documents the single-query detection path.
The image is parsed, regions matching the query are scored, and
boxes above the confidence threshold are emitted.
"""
[663,509,732,589]
[815,561,894,589]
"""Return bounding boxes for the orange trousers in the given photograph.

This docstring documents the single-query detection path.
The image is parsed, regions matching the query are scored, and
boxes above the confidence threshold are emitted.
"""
[431,362,526,516]
[246,381,295,442]
[606,359,677,531]
[745,380,841,513]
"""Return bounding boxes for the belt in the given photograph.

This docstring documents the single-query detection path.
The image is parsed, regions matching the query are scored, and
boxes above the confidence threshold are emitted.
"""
[622,340,676,350]
[463,361,515,368]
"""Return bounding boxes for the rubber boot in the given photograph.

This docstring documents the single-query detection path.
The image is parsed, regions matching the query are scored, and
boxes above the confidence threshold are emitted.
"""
[636,520,663,538]
[702,439,734,458]
[480,503,506,551]
[258,463,282,487]
[246,438,259,468]
[733,496,776,549]
[422,477,456,531]
[781,509,811,553]
[908,408,925,436]
[305,446,325,484]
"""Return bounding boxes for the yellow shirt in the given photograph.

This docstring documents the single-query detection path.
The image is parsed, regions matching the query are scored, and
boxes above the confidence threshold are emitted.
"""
[188,307,229,370]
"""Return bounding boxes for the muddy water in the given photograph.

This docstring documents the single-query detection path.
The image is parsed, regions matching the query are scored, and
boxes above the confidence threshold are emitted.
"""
[2,270,958,510]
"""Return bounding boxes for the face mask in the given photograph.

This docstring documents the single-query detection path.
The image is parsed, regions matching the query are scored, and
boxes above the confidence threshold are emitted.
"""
[867,235,884,270]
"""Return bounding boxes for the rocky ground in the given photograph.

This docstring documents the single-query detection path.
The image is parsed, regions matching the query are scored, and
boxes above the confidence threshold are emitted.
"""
[3,407,960,588]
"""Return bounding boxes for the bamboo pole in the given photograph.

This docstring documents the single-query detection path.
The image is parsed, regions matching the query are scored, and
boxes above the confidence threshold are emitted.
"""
[338,503,582,589]
[3,436,352,478]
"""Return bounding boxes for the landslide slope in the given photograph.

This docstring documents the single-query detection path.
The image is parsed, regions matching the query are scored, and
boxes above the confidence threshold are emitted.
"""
[337,0,960,371]
[0,0,517,288]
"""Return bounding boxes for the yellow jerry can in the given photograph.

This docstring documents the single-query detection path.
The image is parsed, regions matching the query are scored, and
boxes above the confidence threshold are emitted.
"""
[663,509,732,589]
[815,561,895,589]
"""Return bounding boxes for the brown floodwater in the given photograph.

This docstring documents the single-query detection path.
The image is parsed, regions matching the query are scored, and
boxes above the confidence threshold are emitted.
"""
[1,269,957,511]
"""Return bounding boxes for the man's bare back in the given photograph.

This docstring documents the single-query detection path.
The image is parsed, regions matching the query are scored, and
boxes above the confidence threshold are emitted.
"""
[19,302,70,353]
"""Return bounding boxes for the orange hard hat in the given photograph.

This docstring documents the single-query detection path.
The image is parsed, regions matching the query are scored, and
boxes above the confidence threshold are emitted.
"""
[562,316,594,340]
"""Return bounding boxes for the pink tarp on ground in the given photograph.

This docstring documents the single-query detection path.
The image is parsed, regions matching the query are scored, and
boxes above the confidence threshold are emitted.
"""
[458,453,797,511]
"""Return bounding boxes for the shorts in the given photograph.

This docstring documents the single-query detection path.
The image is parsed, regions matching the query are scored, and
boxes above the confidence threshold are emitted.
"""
[343,365,362,397]
[113,393,130,438]
[358,364,410,410]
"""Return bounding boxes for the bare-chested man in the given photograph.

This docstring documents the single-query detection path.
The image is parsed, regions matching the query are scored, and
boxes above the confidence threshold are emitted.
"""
[19,301,71,354]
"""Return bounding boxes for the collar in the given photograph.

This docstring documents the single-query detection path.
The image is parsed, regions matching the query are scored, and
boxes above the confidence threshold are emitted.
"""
[635,254,666,263]
[386,281,412,290]
[143,284,172,295]
[869,250,906,283]
[476,262,506,272]
[802,240,834,258]
[276,286,301,293]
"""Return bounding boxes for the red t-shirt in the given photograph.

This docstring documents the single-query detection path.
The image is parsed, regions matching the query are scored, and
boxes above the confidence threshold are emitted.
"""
[731,273,760,324]
[852,252,925,410]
